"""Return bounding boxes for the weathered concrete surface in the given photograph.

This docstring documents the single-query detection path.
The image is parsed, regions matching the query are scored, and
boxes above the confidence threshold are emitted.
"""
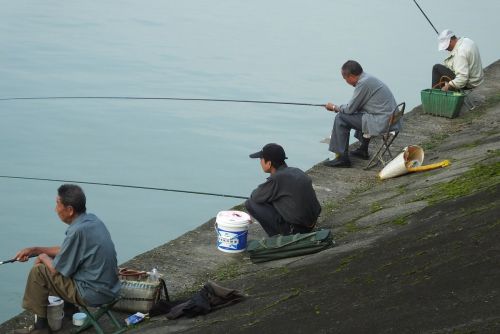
[1,60,499,334]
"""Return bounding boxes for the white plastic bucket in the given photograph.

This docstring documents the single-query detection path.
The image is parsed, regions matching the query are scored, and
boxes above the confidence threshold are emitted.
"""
[47,296,64,331]
[215,210,251,253]
[379,145,425,180]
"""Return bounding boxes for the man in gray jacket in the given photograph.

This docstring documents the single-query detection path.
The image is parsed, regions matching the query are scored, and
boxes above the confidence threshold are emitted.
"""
[245,143,321,236]
[324,60,399,168]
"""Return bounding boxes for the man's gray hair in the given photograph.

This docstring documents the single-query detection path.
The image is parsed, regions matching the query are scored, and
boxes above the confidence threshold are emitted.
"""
[341,60,363,76]
[58,184,87,214]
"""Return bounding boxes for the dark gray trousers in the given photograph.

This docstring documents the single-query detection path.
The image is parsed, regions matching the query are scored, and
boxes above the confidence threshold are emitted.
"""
[329,112,363,155]
[245,199,312,237]
[432,64,455,87]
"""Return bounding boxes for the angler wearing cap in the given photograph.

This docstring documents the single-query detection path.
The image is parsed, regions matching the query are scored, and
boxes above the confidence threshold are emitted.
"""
[245,143,321,237]
[432,29,484,91]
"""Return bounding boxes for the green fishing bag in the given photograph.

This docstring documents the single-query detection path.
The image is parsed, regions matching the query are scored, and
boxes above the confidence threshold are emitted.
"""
[246,229,334,263]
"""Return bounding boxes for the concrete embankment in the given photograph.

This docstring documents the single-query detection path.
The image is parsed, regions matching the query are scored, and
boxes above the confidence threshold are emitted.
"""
[1,60,499,334]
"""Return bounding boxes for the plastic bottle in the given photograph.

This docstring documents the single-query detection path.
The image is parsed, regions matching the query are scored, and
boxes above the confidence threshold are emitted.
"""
[149,267,159,282]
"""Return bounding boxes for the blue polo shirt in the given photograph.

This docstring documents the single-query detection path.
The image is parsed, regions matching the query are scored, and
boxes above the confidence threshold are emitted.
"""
[53,213,120,305]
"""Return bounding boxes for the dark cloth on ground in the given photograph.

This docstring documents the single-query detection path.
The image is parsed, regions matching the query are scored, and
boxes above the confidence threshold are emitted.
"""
[149,281,244,319]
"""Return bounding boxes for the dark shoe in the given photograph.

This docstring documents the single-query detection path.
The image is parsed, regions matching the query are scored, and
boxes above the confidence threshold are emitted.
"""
[350,148,369,160]
[323,158,351,168]
[64,302,80,319]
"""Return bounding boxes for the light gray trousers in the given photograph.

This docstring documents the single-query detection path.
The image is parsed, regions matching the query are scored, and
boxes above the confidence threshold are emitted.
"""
[329,112,363,155]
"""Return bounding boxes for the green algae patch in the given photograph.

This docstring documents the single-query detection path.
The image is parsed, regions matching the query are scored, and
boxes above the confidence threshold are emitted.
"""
[335,254,358,273]
[211,261,245,281]
[422,132,450,151]
[370,201,383,213]
[390,216,409,226]
[424,160,500,204]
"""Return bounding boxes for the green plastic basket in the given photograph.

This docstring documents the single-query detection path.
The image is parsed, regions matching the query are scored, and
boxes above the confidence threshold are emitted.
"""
[420,89,465,119]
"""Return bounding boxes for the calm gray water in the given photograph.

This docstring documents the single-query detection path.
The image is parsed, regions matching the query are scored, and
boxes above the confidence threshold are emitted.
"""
[0,0,497,323]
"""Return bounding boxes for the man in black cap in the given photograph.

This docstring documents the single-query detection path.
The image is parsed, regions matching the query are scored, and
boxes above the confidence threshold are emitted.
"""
[245,143,321,236]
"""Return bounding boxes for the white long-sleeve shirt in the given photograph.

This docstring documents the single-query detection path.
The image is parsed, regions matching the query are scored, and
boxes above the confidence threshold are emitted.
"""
[444,37,484,89]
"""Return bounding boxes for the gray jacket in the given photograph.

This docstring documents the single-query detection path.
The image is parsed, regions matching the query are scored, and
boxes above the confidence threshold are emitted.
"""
[338,72,400,135]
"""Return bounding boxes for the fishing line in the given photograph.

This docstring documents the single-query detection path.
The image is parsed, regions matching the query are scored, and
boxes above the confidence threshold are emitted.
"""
[0,96,325,107]
[0,175,249,200]
[412,0,439,35]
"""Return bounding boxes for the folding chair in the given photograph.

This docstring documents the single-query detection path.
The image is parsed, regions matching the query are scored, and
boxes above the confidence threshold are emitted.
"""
[73,298,127,334]
[365,102,406,170]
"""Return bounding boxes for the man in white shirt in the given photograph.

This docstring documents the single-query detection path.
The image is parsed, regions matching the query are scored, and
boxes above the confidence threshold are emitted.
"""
[432,29,484,92]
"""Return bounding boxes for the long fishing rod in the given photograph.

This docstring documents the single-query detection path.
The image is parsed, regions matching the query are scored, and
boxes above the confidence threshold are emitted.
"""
[0,255,36,266]
[412,0,439,35]
[0,96,325,107]
[0,175,248,200]
[0,258,20,265]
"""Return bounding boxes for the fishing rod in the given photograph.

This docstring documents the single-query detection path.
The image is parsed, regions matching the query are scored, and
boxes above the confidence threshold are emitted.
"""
[0,258,21,265]
[0,255,36,266]
[0,96,325,107]
[412,0,439,35]
[0,175,249,200]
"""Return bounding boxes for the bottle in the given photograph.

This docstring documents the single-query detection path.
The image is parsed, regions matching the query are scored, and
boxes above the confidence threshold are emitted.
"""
[149,267,159,282]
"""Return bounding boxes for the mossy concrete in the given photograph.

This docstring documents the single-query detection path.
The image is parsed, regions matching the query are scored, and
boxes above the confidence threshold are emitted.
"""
[1,60,499,334]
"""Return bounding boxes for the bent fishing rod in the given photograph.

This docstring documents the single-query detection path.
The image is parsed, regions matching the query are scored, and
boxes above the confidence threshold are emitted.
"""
[412,0,439,35]
[0,96,325,107]
[0,175,248,200]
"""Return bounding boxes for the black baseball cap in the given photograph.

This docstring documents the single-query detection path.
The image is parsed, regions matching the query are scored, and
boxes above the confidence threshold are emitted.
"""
[249,143,288,163]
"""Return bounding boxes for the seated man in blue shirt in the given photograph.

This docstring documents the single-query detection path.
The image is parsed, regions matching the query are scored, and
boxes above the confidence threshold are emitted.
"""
[13,184,120,334]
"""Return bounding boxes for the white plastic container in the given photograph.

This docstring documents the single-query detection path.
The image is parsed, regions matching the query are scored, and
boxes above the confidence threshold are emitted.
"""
[72,312,87,326]
[215,210,251,253]
[47,296,64,331]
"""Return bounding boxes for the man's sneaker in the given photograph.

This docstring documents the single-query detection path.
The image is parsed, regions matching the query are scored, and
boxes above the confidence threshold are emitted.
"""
[350,148,369,160]
[323,157,352,168]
